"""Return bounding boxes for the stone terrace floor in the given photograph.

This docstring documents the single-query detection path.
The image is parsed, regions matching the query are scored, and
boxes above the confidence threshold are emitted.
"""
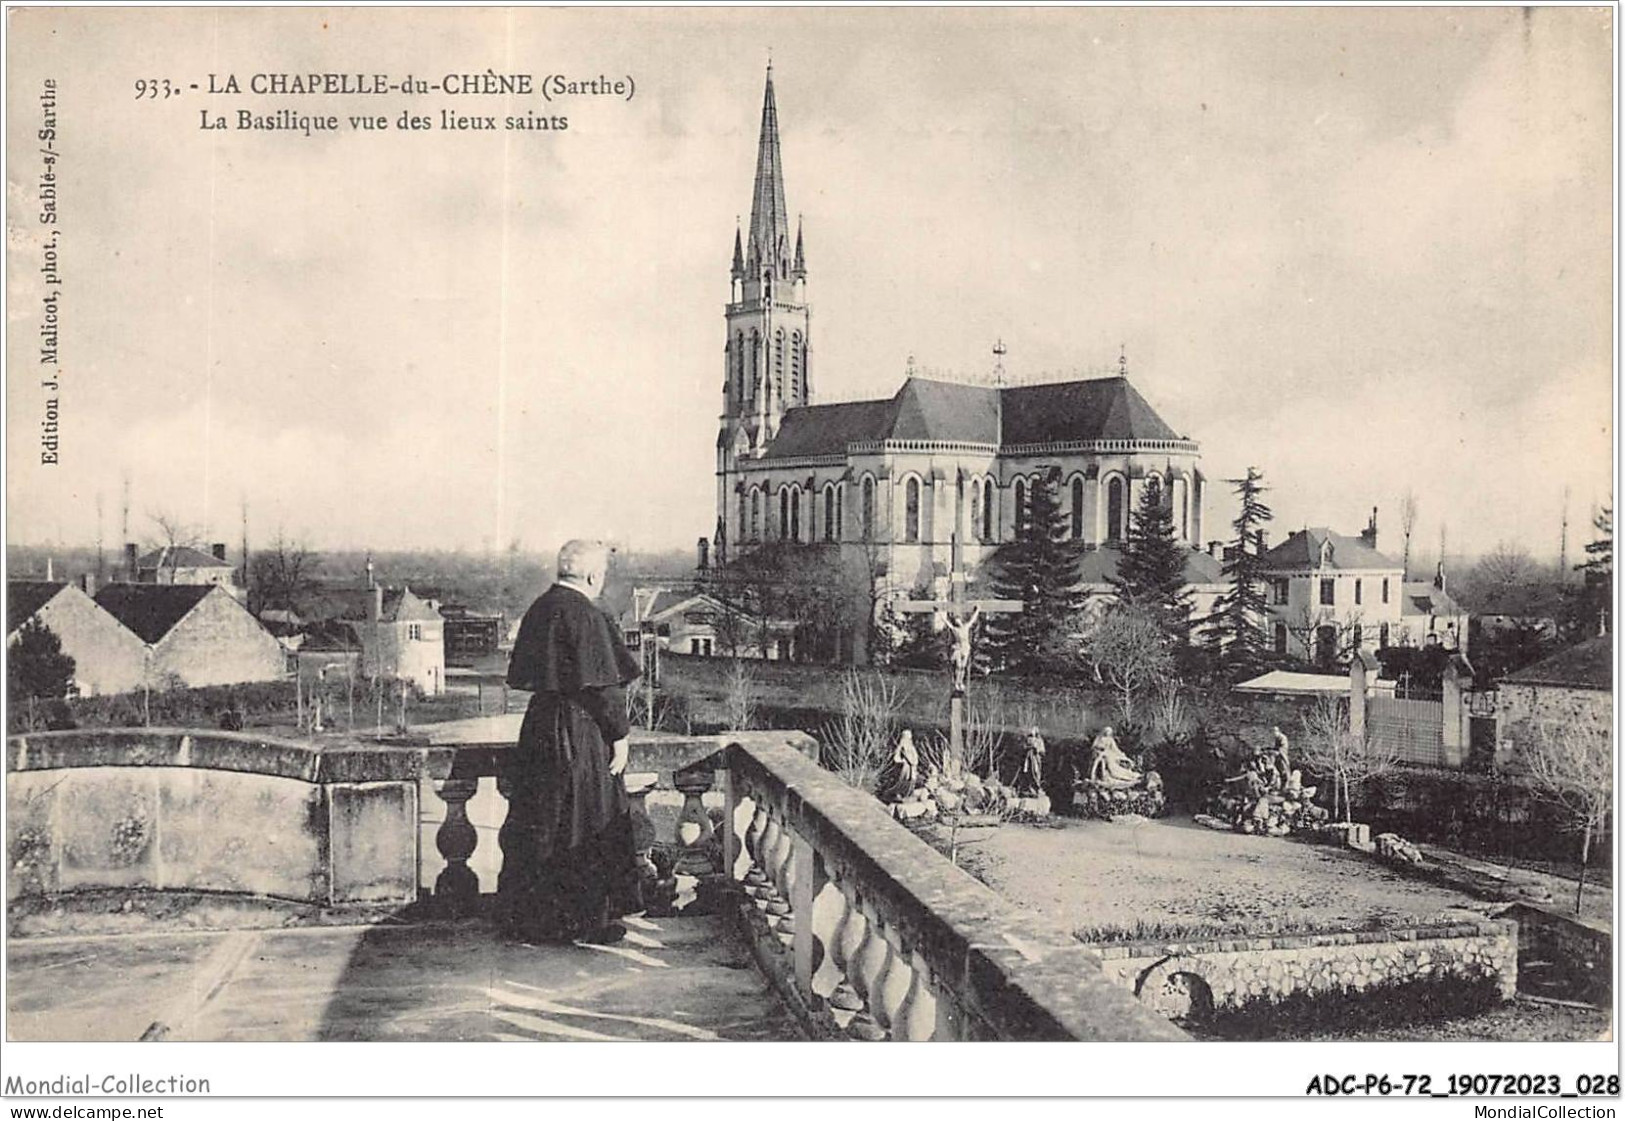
[7,910,801,1042]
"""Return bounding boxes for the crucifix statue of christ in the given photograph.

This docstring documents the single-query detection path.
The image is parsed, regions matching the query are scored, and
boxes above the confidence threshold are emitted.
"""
[898,524,1022,768]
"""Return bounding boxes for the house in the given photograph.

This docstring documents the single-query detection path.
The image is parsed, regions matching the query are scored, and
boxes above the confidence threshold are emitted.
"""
[7,579,146,696]
[125,542,240,594]
[94,583,285,688]
[708,70,1209,635]
[1395,562,1470,655]
[1495,636,1611,767]
[440,604,506,666]
[307,584,446,696]
[1258,511,1405,666]
[620,586,792,660]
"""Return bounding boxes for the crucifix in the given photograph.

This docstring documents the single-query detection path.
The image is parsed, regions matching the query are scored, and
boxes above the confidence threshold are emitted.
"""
[898,527,1022,769]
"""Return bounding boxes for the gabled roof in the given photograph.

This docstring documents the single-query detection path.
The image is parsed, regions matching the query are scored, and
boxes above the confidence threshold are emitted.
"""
[8,581,68,636]
[313,585,435,624]
[136,545,232,570]
[94,583,216,644]
[1403,581,1465,618]
[1502,637,1612,691]
[1261,528,1399,572]
[761,375,1184,460]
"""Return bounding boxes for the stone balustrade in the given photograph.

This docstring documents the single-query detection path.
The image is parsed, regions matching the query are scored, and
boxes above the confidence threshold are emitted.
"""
[716,737,1187,1041]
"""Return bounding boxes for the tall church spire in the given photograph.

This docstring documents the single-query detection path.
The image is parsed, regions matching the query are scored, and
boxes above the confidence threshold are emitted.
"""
[748,64,791,277]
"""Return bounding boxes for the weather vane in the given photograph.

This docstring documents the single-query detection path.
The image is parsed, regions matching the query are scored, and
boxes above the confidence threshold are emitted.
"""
[992,338,1008,386]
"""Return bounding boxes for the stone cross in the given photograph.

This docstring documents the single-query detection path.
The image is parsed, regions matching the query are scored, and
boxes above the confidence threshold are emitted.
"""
[898,532,1022,766]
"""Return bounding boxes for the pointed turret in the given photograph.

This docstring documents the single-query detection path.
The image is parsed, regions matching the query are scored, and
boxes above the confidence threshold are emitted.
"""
[731,223,745,280]
[748,65,791,279]
[793,216,806,279]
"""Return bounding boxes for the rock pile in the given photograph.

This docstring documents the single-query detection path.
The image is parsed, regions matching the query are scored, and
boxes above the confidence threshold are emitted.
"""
[1073,777,1166,820]
[891,770,1047,823]
[1375,833,1425,866]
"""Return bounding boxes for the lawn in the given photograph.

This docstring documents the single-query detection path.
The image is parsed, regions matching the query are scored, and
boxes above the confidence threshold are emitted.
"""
[959,815,1495,942]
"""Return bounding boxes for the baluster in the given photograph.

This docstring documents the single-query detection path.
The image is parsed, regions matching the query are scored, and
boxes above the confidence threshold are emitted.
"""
[727,793,756,881]
[809,880,846,999]
[762,812,794,940]
[875,925,913,1038]
[671,769,717,877]
[828,882,867,1016]
[743,802,772,902]
[790,833,823,996]
[846,901,891,1040]
[432,778,480,914]
[897,948,940,1041]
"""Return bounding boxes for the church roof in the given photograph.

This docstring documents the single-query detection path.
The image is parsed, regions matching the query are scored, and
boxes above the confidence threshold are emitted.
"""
[762,375,1185,459]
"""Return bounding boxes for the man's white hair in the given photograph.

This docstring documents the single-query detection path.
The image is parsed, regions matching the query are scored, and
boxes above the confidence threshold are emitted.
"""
[557,539,611,581]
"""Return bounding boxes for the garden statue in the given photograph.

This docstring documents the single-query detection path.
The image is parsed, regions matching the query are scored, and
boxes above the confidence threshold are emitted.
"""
[1088,726,1143,790]
[945,604,982,695]
[1015,726,1046,796]
[890,729,920,801]
[1201,732,1325,835]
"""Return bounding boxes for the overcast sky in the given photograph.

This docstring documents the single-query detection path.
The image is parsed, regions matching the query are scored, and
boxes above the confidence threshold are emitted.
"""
[6,6,1614,562]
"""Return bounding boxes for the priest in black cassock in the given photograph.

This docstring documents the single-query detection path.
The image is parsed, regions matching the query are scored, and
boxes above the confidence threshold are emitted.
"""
[498,539,644,945]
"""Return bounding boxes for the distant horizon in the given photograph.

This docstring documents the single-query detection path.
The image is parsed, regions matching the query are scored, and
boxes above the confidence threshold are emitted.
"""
[7,8,1613,560]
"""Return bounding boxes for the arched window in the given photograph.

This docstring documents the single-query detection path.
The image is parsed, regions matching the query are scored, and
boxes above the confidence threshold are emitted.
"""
[905,478,921,543]
[750,489,761,541]
[1106,476,1126,543]
[737,492,746,543]
[734,331,746,403]
[862,477,875,540]
[1014,478,1028,539]
[824,485,837,543]
[970,481,982,547]
[982,479,994,542]
[789,486,802,543]
[750,329,761,398]
[1070,477,1084,540]
[774,329,786,401]
[779,488,790,541]
[1171,477,1189,539]
[791,331,804,404]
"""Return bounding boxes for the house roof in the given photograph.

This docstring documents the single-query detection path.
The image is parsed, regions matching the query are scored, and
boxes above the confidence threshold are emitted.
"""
[8,581,68,636]
[94,583,215,643]
[1502,636,1612,691]
[1233,670,1351,696]
[136,545,232,570]
[1261,528,1399,572]
[1403,581,1465,618]
[761,375,1184,459]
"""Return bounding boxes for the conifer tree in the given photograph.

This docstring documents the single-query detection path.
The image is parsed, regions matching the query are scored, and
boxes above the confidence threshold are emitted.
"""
[8,618,76,700]
[1109,475,1192,640]
[980,467,1085,675]
[1202,467,1274,674]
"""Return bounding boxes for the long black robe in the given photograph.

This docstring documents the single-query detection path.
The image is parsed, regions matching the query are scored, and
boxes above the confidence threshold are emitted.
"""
[497,583,644,941]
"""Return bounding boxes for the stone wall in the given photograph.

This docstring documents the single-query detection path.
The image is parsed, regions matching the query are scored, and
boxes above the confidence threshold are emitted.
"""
[1495,682,1611,767]
[1089,919,1517,1019]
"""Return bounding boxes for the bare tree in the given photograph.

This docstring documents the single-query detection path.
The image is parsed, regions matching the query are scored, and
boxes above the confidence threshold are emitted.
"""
[1296,695,1400,824]
[820,669,906,794]
[721,658,758,732]
[1079,604,1174,726]
[1517,719,1612,914]
[147,508,202,583]
[250,531,320,615]
[1399,489,1419,582]
[1283,604,1366,669]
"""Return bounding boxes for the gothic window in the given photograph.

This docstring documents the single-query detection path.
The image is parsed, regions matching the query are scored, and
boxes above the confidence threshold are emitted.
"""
[737,492,746,542]
[824,484,837,543]
[779,489,789,541]
[862,477,875,540]
[792,331,804,403]
[836,484,844,539]
[1014,478,1028,539]
[734,331,745,402]
[1106,477,1125,543]
[905,478,921,543]
[970,481,982,546]
[750,489,761,541]
[1172,477,1189,539]
[774,329,786,400]
[1070,477,1084,540]
[982,479,994,542]
[750,330,761,397]
[789,486,802,543]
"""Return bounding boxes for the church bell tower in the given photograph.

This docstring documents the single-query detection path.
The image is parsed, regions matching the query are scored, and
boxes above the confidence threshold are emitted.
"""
[716,64,811,559]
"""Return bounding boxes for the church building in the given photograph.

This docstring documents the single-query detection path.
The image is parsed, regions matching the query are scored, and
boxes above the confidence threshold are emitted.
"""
[712,68,1210,612]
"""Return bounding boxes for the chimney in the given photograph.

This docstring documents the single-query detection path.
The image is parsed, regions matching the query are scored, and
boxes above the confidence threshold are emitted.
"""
[1207,540,1224,559]
[371,584,384,624]
[697,537,710,571]
[1255,529,1269,553]
[78,573,96,597]
[1360,506,1378,550]
[124,542,138,581]
[1434,561,1447,594]
[212,542,227,561]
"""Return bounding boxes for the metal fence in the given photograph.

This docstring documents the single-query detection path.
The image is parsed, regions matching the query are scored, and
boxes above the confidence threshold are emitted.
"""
[1366,694,1447,767]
